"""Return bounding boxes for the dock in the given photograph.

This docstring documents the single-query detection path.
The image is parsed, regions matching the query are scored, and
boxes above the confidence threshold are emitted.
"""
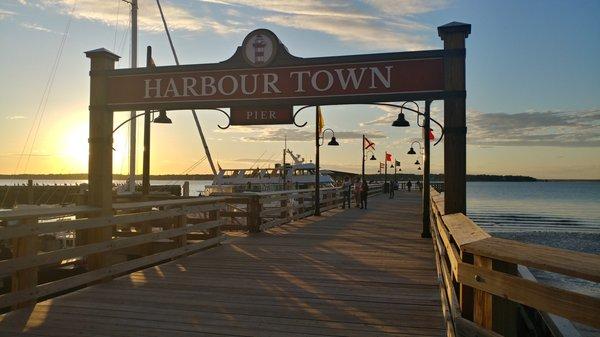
[0,192,444,336]
[1,185,599,337]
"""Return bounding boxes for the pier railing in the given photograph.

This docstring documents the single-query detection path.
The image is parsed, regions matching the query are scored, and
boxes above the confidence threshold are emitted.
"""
[429,188,600,337]
[0,197,224,311]
[218,183,384,232]
[0,184,384,312]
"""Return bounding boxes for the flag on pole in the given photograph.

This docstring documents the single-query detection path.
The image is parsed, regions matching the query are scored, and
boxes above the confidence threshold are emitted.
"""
[317,106,324,134]
[385,152,392,162]
[363,137,375,150]
[428,129,435,140]
[395,160,401,166]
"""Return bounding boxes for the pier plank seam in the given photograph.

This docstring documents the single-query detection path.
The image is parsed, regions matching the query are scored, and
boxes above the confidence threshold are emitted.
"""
[0,193,445,336]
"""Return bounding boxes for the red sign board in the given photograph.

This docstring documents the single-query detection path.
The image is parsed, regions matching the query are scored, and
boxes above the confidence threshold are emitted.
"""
[230,106,293,125]
[102,29,446,111]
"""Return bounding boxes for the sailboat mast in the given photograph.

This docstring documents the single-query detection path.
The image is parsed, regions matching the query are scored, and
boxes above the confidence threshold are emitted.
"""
[282,135,287,185]
[155,0,217,176]
[128,0,138,193]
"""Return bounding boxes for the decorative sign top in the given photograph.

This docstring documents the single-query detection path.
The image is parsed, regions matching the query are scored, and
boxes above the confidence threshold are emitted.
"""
[103,29,448,111]
[242,29,278,67]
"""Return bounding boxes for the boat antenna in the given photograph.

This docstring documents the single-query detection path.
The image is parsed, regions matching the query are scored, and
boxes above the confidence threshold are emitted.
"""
[155,0,217,176]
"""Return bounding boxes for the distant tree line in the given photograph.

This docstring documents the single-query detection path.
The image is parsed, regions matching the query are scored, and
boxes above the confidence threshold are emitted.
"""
[0,173,538,182]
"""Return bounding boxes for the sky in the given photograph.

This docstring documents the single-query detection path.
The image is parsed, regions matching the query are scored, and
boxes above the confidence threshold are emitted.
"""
[0,0,599,179]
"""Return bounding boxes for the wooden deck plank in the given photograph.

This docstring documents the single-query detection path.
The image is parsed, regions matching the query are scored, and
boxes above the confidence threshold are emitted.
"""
[0,192,444,336]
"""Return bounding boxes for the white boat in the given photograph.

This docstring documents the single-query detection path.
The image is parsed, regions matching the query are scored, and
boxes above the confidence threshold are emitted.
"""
[204,150,335,195]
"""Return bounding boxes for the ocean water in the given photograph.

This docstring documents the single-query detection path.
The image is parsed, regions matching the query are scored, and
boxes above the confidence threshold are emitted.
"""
[3,179,599,234]
[467,181,600,234]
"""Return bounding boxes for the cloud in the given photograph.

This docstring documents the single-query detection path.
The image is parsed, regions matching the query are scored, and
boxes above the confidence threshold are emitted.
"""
[238,127,387,142]
[5,115,27,120]
[40,0,244,34]
[0,9,16,20]
[20,22,53,33]
[199,0,446,50]
[361,104,442,126]
[468,108,600,147]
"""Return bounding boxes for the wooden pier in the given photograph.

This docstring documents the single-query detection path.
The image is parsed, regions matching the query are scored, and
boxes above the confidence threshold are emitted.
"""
[1,185,599,336]
[0,192,445,336]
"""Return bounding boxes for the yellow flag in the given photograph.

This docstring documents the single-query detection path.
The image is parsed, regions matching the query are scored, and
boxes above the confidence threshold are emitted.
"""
[317,106,324,134]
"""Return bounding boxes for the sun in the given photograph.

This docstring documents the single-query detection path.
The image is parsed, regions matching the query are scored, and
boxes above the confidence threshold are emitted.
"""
[58,122,89,172]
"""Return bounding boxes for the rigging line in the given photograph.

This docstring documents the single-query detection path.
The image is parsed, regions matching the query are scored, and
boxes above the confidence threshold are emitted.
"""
[117,13,131,65]
[258,152,276,169]
[155,0,217,176]
[113,0,121,51]
[1,1,76,207]
[23,6,74,174]
[162,156,207,188]
[249,150,267,170]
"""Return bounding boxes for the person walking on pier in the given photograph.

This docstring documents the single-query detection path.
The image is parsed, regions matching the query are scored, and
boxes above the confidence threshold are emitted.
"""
[389,180,396,199]
[353,178,362,207]
[342,177,352,209]
[360,181,369,209]
[406,180,412,192]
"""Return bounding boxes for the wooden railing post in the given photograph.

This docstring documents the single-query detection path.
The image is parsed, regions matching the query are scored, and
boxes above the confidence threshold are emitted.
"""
[460,251,475,321]
[10,216,38,309]
[248,195,261,233]
[280,193,288,220]
[492,260,519,337]
[84,48,119,272]
[473,255,493,329]
[174,207,187,248]
[438,22,470,215]
[208,203,221,238]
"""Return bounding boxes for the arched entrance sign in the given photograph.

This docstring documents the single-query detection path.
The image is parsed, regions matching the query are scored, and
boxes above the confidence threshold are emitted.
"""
[84,21,470,235]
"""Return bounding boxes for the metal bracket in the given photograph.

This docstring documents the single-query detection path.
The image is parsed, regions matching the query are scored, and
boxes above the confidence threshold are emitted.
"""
[212,108,231,129]
[292,105,314,128]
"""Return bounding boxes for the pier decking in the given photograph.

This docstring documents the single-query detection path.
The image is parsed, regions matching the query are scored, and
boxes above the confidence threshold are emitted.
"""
[0,193,444,336]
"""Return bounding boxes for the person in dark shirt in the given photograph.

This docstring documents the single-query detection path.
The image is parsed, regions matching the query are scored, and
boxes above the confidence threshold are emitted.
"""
[360,181,369,209]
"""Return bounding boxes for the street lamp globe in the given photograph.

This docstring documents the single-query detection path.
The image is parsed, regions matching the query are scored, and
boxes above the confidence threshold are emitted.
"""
[391,112,410,127]
[154,110,172,124]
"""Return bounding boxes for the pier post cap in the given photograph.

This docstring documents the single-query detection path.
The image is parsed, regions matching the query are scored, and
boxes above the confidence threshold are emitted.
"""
[438,22,471,40]
[84,48,120,61]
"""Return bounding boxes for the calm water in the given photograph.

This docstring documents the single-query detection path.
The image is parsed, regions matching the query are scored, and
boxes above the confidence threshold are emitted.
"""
[2,179,599,234]
[467,181,600,233]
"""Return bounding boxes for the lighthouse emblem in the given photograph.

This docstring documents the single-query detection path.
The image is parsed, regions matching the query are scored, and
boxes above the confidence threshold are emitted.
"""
[242,29,278,67]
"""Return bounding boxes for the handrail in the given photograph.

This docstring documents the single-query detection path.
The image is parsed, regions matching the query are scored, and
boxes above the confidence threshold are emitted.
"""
[428,187,600,336]
[218,183,384,232]
[0,197,224,310]
[0,205,100,221]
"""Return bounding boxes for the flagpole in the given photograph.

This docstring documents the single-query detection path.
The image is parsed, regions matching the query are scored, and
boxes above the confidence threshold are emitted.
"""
[314,106,321,215]
[362,135,365,182]
[384,152,388,193]
[315,107,321,216]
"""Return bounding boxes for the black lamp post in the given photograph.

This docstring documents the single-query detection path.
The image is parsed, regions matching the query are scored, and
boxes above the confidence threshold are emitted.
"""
[390,101,434,238]
[111,108,172,196]
[315,124,338,216]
